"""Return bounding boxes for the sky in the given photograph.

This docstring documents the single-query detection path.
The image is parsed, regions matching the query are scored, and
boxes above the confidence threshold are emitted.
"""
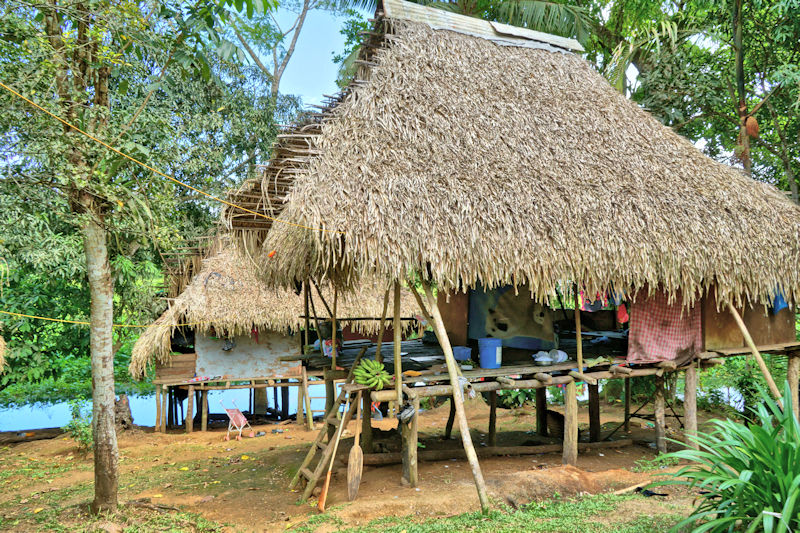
[271,8,357,107]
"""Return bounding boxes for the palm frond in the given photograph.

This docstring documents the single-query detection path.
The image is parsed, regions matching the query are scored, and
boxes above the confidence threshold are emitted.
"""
[493,1,593,42]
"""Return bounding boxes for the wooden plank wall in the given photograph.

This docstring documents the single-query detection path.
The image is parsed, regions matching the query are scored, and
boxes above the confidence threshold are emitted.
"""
[437,290,469,347]
[155,353,197,382]
[702,287,795,350]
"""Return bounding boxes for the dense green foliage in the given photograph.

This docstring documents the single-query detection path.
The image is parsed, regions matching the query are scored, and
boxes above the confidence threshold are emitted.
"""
[661,383,800,533]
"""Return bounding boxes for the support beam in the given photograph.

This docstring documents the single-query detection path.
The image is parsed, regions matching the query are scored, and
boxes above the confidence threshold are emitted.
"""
[375,288,391,365]
[325,378,335,440]
[201,390,208,432]
[562,380,578,465]
[155,385,162,433]
[574,286,583,371]
[161,385,168,432]
[654,375,666,453]
[684,363,698,450]
[401,395,419,486]
[302,366,313,430]
[331,287,338,370]
[536,388,548,437]
[393,281,403,406]
[185,385,194,433]
[727,302,782,404]
[588,383,600,442]
[422,280,490,513]
[624,378,631,433]
[787,353,800,421]
[296,376,304,427]
[488,390,497,447]
[362,388,373,453]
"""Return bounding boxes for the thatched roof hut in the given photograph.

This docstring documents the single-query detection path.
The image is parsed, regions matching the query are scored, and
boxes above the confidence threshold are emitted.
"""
[129,246,418,378]
[228,0,800,309]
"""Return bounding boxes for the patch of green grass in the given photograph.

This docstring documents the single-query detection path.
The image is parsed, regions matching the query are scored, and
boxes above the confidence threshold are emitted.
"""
[342,493,684,533]
[292,505,346,532]
[632,454,680,472]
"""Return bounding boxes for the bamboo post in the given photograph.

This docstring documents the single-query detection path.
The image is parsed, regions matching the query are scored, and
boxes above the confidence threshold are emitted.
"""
[488,390,497,447]
[562,380,578,465]
[788,354,800,421]
[201,390,208,432]
[185,385,194,433]
[155,385,161,433]
[401,390,419,487]
[684,363,698,449]
[727,302,783,404]
[302,366,313,430]
[161,385,168,432]
[331,286,338,370]
[296,376,304,426]
[536,388,548,436]
[623,378,631,432]
[303,281,311,351]
[654,375,666,453]
[588,383,600,442]
[422,280,490,513]
[393,281,403,406]
[375,288,391,365]
[574,286,583,371]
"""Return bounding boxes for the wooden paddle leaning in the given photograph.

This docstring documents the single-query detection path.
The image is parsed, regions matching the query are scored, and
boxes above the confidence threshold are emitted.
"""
[347,391,364,501]
[318,394,350,512]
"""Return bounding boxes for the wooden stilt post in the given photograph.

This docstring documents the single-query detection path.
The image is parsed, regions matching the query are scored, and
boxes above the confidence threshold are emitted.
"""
[422,281,490,513]
[401,389,419,487]
[303,281,311,350]
[325,374,335,440]
[684,363,698,449]
[155,385,162,433]
[788,354,800,421]
[588,383,600,442]
[445,398,456,439]
[654,375,666,453]
[331,287,338,370]
[161,385,168,432]
[362,387,373,453]
[727,302,782,404]
[488,390,497,447]
[536,388,548,437]
[624,377,631,433]
[167,387,174,429]
[185,385,194,433]
[296,376,304,426]
[563,380,578,465]
[201,389,208,432]
[375,288,391,365]
[393,281,403,406]
[574,285,583,372]
[302,366,313,430]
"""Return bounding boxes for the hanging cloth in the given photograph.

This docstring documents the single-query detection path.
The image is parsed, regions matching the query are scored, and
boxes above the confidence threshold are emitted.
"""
[627,288,701,365]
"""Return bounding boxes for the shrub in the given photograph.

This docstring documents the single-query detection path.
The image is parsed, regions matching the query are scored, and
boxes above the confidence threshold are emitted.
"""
[660,382,800,533]
[63,399,93,453]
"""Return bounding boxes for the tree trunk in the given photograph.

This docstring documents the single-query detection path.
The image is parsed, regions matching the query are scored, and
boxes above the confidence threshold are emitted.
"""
[82,200,119,513]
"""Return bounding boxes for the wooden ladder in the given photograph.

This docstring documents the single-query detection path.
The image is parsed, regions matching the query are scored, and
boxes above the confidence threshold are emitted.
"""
[289,346,369,501]
[288,384,368,501]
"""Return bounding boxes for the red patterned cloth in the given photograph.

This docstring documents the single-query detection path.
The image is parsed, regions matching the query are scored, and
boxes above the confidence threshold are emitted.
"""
[627,289,701,365]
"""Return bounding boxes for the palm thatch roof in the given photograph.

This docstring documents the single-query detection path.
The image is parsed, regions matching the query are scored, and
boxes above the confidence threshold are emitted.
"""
[231,0,800,308]
[129,246,419,378]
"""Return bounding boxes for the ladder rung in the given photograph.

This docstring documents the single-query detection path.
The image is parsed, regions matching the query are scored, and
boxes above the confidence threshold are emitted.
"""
[315,441,327,451]
[300,467,314,479]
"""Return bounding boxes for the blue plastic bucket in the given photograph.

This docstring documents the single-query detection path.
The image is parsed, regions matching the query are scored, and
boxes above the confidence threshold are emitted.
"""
[478,338,502,369]
[452,346,472,361]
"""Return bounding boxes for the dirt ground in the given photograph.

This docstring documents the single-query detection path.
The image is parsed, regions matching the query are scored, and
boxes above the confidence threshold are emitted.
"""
[0,398,702,532]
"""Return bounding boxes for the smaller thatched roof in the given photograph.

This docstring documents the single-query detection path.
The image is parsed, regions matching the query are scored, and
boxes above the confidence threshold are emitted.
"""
[129,246,419,378]
[0,334,6,372]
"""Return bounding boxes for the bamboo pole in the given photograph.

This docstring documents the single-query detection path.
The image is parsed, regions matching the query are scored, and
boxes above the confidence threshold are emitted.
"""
[422,280,490,513]
[331,286,338,370]
[303,281,311,350]
[574,285,583,371]
[393,281,403,406]
[727,302,782,404]
[375,288,391,365]
[684,363,698,450]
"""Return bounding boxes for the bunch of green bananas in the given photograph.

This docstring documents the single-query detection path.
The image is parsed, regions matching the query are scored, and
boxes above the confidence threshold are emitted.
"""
[353,359,392,390]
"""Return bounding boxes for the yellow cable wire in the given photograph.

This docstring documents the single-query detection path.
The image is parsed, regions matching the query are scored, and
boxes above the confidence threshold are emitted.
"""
[0,80,343,235]
[0,309,201,328]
